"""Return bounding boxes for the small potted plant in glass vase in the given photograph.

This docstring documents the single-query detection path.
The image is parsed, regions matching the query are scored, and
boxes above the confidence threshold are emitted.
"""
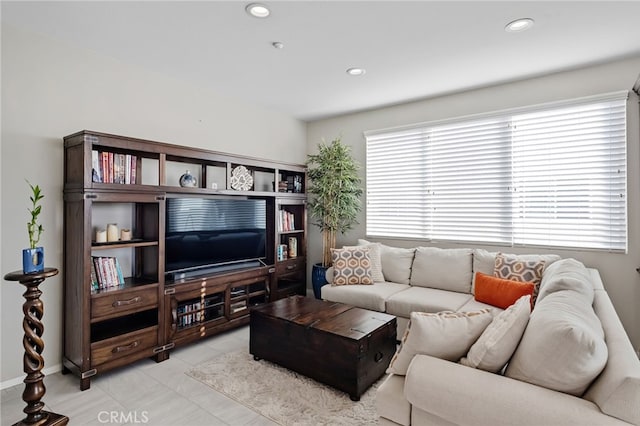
[23,181,45,274]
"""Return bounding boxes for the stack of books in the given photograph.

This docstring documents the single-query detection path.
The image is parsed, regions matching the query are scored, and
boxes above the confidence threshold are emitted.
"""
[90,256,125,290]
[278,210,295,232]
[92,150,137,184]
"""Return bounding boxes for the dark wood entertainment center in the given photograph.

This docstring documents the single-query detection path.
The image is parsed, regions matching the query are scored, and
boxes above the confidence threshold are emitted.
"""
[62,130,307,390]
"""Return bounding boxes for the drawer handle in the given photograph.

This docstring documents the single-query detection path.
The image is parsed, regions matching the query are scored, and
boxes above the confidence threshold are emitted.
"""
[112,296,142,307]
[112,340,139,353]
[286,265,296,270]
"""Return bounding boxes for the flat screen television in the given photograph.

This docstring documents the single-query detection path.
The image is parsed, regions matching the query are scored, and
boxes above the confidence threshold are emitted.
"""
[165,197,267,280]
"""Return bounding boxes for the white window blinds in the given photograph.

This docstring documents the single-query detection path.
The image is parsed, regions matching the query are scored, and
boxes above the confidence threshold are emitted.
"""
[365,91,628,252]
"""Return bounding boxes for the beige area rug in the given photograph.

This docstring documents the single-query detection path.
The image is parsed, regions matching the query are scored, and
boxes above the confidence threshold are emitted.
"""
[186,350,380,425]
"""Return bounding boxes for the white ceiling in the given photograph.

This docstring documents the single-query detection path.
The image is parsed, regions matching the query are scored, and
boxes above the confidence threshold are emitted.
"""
[3,1,640,121]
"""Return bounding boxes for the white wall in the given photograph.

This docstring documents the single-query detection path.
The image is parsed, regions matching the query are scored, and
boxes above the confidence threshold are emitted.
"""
[307,57,640,352]
[0,25,307,386]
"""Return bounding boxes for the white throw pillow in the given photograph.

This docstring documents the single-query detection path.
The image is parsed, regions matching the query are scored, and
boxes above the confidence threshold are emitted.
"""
[505,291,608,396]
[410,247,473,293]
[460,295,531,373]
[387,309,493,375]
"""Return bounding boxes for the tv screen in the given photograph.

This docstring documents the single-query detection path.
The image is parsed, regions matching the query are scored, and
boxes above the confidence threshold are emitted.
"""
[165,197,267,277]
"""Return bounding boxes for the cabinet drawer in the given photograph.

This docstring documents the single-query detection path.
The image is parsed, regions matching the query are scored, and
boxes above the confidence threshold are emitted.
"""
[91,325,158,367]
[276,258,305,275]
[92,286,158,321]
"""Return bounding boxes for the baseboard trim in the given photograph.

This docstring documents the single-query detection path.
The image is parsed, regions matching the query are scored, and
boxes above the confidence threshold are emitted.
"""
[0,363,62,390]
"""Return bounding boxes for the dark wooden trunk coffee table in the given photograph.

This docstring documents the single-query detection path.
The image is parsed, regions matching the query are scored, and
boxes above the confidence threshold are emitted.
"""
[249,295,397,401]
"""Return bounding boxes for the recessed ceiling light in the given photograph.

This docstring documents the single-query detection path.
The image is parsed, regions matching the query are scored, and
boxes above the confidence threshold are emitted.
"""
[246,3,270,18]
[346,68,366,76]
[505,18,534,33]
[272,41,284,49]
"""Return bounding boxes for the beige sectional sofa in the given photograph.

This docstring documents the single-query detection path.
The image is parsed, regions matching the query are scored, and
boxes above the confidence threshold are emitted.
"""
[321,242,640,426]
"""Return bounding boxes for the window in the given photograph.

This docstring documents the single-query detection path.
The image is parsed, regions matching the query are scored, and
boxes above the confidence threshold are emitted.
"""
[365,92,628,252]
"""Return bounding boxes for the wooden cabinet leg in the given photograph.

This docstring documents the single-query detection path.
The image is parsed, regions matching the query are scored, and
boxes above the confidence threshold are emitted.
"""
[154,352,170,362]
[80,377,91,391]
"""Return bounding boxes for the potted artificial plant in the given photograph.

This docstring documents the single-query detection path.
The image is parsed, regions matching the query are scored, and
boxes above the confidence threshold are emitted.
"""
[23,181,45,274]
[306,137,363,298]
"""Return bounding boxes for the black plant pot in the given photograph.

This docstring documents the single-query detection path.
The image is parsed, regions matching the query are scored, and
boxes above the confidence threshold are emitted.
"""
[311,263,329,299]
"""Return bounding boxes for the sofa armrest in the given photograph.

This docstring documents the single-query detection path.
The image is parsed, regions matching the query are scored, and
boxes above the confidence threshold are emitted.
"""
[405,354,630,426]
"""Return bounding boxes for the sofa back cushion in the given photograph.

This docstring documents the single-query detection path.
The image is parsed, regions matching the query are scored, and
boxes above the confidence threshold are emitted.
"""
[505,290,608,396]
[379,245,416,284]
[536,258,594,304]
[410,247,473,293]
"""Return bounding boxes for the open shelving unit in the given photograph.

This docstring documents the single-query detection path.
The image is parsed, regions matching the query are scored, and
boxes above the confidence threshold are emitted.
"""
[63,130,307,390]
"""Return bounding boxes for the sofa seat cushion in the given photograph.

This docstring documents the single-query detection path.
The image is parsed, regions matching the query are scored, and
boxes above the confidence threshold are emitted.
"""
[405,354,628,426]
[321,281,410,312]
[457,297,502,314]
[506,290,608,396]
[386,287,473,318]
[410,247,473,293]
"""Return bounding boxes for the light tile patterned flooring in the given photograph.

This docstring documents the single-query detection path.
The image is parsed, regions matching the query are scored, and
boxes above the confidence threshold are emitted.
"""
[1,326,279,426]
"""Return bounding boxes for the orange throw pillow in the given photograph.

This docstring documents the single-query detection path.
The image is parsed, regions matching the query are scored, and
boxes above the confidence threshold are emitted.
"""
[474,272,534,309]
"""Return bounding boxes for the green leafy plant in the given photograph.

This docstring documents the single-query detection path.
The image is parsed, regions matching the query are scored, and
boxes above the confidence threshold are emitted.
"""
[306,137,363,267]
[26,180,44,249]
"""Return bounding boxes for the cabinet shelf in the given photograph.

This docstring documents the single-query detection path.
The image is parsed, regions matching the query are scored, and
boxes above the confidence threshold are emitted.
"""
[278,230,305,235]
[90,309,158,343]
[90,277,158,296]
[91,239,158,250]
[231,289,267,302]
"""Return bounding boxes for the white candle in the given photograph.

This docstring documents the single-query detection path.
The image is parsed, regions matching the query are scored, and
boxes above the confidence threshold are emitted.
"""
[120,228,132,241]
[96,229,107,243]
[107,224,119,242]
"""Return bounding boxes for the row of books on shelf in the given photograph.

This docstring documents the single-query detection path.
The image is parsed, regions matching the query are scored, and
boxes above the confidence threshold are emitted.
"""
[278,210,296,232]
[277,237,298,261]
[91,150,137,184]
[90,256,125,291]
